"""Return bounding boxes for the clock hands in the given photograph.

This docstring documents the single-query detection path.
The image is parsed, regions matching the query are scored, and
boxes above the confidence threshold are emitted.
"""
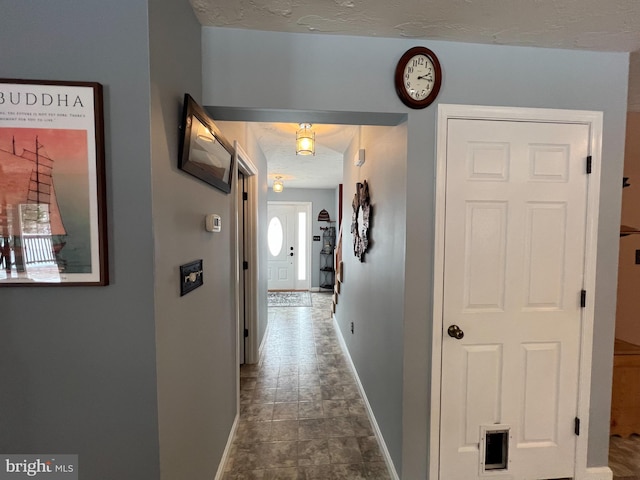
[417,74,433,81]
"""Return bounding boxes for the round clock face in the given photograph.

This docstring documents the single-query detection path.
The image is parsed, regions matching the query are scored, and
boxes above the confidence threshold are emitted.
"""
[395,47,442,109]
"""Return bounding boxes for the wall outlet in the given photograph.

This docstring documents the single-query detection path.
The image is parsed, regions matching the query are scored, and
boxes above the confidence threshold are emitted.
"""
[350,321,354,334]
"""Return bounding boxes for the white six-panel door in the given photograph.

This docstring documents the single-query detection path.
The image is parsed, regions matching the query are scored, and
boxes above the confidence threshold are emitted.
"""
[439,118,591,480]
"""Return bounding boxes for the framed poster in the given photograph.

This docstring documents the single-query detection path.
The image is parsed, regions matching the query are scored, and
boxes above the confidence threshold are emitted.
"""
[0,79,108,286]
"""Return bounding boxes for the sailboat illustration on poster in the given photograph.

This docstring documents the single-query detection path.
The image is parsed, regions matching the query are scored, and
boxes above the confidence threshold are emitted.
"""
[0,79,108,285]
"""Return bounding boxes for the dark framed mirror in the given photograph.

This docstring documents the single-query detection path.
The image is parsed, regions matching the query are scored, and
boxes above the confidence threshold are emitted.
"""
[178,93,235,194]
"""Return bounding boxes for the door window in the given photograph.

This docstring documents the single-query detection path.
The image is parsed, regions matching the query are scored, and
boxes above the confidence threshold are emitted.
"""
[297,211,306,281]
[268,217,283,257]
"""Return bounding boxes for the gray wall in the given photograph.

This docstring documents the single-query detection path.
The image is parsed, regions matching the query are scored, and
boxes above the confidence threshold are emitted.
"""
[202,27,628,476]
[149,2,238,480]
[337,124,407,470]
[0,4,246,480]
[267,188,338,289]
[0,1,160,479]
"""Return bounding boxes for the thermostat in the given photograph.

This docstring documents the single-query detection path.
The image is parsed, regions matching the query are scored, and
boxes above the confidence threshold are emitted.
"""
[205,214,221,232]
[353,148,365,167]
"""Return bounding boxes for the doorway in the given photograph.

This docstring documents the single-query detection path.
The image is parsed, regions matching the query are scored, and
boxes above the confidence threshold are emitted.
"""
[430,105,603,479]
[267,201,312,291]
[238,170,248,364]
[234,141,259,365]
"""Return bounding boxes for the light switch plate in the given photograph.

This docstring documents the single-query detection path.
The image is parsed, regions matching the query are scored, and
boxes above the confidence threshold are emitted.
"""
[180,259,203,296]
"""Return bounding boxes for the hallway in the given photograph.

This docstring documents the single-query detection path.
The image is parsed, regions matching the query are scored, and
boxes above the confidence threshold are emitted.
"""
[222,292,392,479]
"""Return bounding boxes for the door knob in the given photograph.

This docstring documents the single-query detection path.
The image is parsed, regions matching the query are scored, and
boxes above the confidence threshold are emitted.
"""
[447,325,464,340]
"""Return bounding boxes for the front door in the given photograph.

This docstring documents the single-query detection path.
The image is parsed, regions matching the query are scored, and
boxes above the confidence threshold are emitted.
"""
[439,118,591,479]
[267,202,310,291]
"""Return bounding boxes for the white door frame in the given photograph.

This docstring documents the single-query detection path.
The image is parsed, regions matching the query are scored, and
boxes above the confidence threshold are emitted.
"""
[267,201,312,291]
[429,104,604,480]
[234,141,259,366]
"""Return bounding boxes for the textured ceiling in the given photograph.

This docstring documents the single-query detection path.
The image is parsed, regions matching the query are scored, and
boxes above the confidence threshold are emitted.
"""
[190,0,640,52]
[250,123,358,189]
[193,0,640,189]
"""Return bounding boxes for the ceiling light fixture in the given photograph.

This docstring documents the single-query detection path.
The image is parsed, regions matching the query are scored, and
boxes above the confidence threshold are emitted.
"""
[273,176,284,193]
[296,123,315,156]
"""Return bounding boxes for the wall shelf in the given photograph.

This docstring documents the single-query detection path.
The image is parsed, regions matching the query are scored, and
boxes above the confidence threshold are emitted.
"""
[319,225,336,290]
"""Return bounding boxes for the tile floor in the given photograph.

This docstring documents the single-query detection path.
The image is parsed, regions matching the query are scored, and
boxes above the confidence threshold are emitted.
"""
[222,291,640,479]
[222,292,392,480]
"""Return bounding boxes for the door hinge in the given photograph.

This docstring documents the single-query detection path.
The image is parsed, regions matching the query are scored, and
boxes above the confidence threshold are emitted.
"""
[243,261,249,270]
[574,417,580,436]
[586,156,592,174]
[580,289,586,308]
[244,328,249,338]
[243,192,248,201]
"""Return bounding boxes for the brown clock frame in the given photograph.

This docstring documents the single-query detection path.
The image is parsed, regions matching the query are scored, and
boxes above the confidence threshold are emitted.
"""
[394,46,442,109]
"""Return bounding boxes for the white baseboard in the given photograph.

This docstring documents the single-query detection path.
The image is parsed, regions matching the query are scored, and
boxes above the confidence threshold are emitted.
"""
[579,466,613,480]
[258,319,271,364]
[214,413,239,480]
[332,313,400,480]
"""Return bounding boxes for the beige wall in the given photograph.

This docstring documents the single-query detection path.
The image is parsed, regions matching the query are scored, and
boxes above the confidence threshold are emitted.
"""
[616,112,640,344]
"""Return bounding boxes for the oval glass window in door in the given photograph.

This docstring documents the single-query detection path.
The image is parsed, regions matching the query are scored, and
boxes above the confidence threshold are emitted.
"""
[268,216,284,257]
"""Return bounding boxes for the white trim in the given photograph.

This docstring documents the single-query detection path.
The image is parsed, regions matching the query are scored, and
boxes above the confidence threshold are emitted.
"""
[332,312,400,480]
[235,140,258,175]
[214,413,240,480]
[578,466,613,480]
[267,201,312,291]
[235,141,260,365]
[430,104,603,480]
[258,315,271,363]
[574,110,603,480]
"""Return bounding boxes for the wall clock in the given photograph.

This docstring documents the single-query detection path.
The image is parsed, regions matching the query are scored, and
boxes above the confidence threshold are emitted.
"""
[394,46,442,109]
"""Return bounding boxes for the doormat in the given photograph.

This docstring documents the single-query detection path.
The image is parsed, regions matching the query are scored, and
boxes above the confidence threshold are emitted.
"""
[268,291,312,307]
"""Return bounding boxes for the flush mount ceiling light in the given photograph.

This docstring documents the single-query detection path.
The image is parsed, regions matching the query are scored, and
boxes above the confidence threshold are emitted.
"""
[273,176,284,193]
[296,123,315,156]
